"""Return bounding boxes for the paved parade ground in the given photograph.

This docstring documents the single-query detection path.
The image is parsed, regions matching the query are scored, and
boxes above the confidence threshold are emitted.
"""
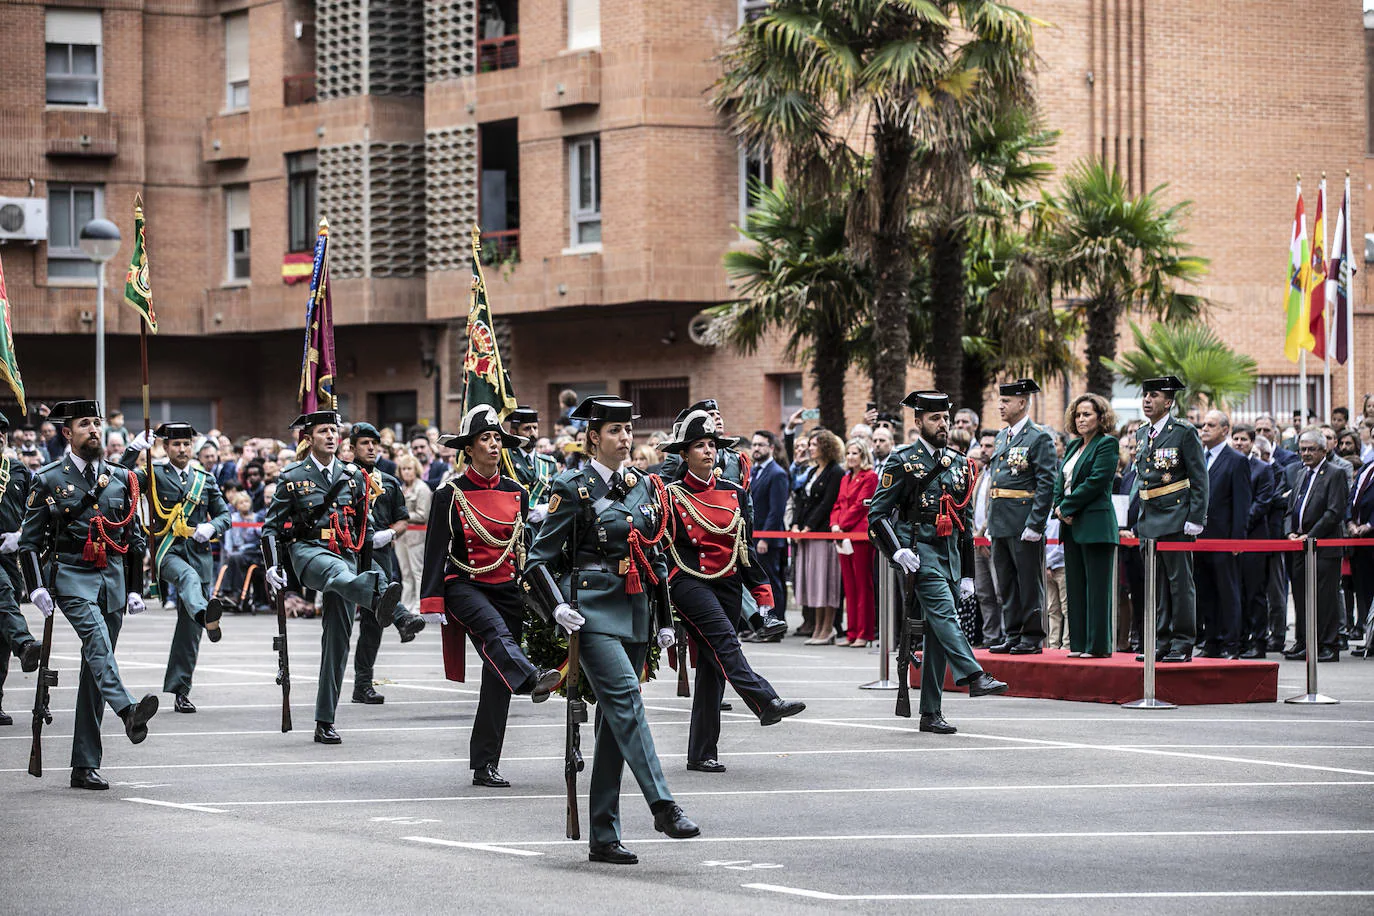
[2,605,1371,915]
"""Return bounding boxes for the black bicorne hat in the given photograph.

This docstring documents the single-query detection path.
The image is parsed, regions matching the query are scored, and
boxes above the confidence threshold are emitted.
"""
[439,405,527,451]
[659,409,740,454]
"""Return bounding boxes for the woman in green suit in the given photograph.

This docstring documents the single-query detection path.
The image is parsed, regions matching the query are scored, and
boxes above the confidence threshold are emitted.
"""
[1052,393,1120,657]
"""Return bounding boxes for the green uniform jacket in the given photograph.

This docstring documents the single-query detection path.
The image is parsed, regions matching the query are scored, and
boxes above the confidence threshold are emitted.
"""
[1132,417,1208,538]
[262,458,371,578]
[868,442,975,582]
[121,455,232,580]
[19,456,146,607]
[526,467,669,643]
[0,457,33,594]
[506,446,560,506]
[1051,435,1121,545]
[985,419,1057,538]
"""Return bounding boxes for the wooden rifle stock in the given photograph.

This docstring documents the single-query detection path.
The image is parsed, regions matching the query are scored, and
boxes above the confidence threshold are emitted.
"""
[564,629,587,840]
[674,617,690,697]
[27,613,57,778]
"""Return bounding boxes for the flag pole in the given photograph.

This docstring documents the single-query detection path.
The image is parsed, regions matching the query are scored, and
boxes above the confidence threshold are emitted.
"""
[1321,174,1331,423]
[1297,174,1309,429]
[1347,171,1357,421]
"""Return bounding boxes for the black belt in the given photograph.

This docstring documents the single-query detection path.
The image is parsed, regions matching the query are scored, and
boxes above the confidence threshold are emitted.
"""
[575,561,614,574]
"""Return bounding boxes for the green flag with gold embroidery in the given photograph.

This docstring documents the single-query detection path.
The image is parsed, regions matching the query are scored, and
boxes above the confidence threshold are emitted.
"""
[123,194,158,333]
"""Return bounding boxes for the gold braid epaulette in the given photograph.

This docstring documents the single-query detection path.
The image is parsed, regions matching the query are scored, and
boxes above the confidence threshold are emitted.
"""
[447,487,525,575]
[665,481,749,581]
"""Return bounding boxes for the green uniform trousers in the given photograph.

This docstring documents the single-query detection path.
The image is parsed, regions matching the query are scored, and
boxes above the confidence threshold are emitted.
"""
[353,546,408,691]
[1154,534,1196,655]
[61,594,135,768]
[991,536,1046,645]
[160,553,211,696]
[578,632,674,847]
[0,559,35,705]
[911,571,983,717]
[1062,529,1115,656]
[288,545,384,724]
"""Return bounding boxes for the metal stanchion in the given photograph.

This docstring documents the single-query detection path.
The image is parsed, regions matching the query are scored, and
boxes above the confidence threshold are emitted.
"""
[1285,537,1338,705]
[1109,544,1119,651]
[861,562,898,690]
[1125,538,1175,710]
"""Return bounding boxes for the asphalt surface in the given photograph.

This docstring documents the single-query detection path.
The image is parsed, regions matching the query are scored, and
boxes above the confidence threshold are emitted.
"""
[1,604,1371,915]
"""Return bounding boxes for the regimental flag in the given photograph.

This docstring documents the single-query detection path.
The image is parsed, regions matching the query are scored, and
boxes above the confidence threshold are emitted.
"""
[282,251,313,285]
[298,219,337,413]
[1308,180,1328,360]
[123,194,158,333]
[0,252,26,414]
[461,225,518,422]
[1330,177,1357,365]
[1284,183,1314,362]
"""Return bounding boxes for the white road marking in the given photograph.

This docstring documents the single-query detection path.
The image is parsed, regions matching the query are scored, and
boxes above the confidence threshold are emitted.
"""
[0,720,694,742]
[123,797,227,814]
[742,884,1374,902]
[403,836,542,856]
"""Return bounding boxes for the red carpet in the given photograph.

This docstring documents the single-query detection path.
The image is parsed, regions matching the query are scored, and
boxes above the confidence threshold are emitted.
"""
[919,649,1279,705]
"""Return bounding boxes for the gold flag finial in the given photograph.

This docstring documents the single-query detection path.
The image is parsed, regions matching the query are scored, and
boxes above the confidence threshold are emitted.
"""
[133,192,144,217]
[471,224,482,252]
[318,216,329,237]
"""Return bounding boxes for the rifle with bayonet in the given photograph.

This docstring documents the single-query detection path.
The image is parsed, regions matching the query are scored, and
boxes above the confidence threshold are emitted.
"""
[263,534,292,732]
[894,570,922,718]
[28,612,57,777]
[563,511,587,840]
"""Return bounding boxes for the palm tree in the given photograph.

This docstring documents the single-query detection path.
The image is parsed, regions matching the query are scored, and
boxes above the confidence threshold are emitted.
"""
[1042,161,1210,397]
[1101,321,1257,412]
[709,181,868,432]
[713,0,1038,413]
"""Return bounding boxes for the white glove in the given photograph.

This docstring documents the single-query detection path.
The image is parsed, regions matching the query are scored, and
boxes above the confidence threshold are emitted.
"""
[193,522,216,544]
[266,565,288,592]
[553,603,585,632]
[126,592,146,614]
[892,547,921,574]
[657,627,675,649]
[1020,527,1042,542]
[1183,522,1204,538]
[30,587,54,618]
[128,430,152,452]
[0,531,19,554]
[372,528,395,549]
[959,577,975,599]
[528,503,549,524]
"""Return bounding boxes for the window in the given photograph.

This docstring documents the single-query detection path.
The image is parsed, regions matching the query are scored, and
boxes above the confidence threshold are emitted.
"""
[739,144,774,229]
[224,12,250,111]
[569,136,601,247]
[120,398,216,433]
[740,0,770,24]
[225,185,251,282]
[45,9,102,107]
[1230,375,1323,426]
[567,0,600,50]
[776,373,803,428]
[47,184,102,281]
[287,151,318,253]
[622,378,689,431]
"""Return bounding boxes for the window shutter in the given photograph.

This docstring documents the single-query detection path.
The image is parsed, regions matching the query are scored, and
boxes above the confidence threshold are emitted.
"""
[46,9,102,45]
[225,13,250,84]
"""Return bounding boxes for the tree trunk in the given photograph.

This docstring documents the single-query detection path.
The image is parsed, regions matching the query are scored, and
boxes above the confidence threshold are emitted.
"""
[813,306,848,434]
[961,354,989,429]
[869,122,915,415]
[929,223,967,408]
[1085,293,1122,397]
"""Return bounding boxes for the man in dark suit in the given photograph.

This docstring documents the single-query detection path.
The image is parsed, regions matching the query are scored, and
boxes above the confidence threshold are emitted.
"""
[1194,411,1252,658]
[1284,429,1348,662]
[1345,457,1374,657]
[1230,424,1276,657]
[750,429,791,626]
[1254,415,1300,469]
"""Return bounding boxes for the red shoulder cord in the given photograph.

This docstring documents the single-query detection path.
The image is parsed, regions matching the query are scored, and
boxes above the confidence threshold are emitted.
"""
[329,473,373,555]
[84,474,141,570]
[624,473,670,595]
[935,460,978,538]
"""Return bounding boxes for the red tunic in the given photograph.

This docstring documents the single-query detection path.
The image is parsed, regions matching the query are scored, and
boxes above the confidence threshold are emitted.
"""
[669,471,773,607]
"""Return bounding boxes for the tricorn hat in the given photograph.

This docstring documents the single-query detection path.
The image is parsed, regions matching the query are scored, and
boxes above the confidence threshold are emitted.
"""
[51,400,103,426]
[687,398,720,414]
[659,409,740,454]
[154,421,198,441]
[439,405,526,451]
[507,405,539,426]
[901,391,951,414]
[998,378,1041,397]
[289,410,342,431]
[569,396,638,425]
[1142,375,1186,394]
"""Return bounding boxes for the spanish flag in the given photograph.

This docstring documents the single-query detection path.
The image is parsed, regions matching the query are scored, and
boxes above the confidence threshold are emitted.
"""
[123,194,158,333]
[1307,179,1328,360]
[1284,181,1314,362]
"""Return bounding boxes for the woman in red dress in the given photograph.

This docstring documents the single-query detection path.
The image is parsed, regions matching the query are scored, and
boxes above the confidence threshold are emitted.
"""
[830,438,878,646]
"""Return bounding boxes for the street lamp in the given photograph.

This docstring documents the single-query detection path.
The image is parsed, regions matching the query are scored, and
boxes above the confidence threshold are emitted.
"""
[79,218,121,415]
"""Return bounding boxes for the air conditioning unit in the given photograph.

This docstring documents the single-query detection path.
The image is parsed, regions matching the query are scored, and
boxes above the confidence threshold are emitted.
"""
[0,198,48,242]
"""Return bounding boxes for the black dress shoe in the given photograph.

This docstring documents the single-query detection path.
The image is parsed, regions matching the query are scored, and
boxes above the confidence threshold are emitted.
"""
[70,767,109,790]
[1317,649,1339,663]
[1135,649,1167,662]
[748,612,788,640]
[352,686,385,705]
[1219,652,1241,660]
[18,639,41,673]
[986,641,1015,654]
[373,582,403,627]
[528,668,561,703]
[204,596,233,643]
[0,707,11,726]
[1009,642,1043,655]
[1160,651,1192,663]
[1194,647,1218,659]
[653,803,700,838]
[792,627,813,638]
[1283,648,1306,661]
[964,672,1009,697]
[1240,646,1265,659]
[173,693,197,714]
[919,713,957,734]
[719,701,732,711]
[396,613,426,643]
[314,722,342,744]
[472,763,510,787]
[589,842,638,865]
[687,758,726,773]
[759,698,806,726]
[120,694,158,744]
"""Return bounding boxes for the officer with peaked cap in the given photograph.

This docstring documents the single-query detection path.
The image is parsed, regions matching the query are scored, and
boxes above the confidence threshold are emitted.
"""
[0,410,43,726]
[504,405,560,522]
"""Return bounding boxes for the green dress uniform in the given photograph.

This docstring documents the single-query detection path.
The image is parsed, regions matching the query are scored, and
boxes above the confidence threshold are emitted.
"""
[985,383,1058,652]
[507,444,560,508]
[19,450,147,768]
[1051,434,1121,656]
[120,437,232,699]
[1132,404,1209,658]
[262,431,403,732]
[352,460,423,698]
[0,449,40,711]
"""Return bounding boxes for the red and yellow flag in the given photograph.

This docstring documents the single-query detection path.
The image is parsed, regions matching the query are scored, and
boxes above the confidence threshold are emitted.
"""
[1307,179,1328,360]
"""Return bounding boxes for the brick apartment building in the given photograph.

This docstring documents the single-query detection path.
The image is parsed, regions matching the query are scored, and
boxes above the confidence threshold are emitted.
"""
[0,0,1369,441]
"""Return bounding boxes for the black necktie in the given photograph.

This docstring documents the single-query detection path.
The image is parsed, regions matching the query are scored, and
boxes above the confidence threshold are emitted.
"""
[608,471,625,498]
[84,462,96,488]
[1291,468,1313,528]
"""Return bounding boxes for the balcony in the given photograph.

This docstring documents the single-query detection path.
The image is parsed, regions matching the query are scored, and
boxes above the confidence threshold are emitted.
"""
[477,35,519,73]
[540,50,601,110]
[44,109,117,158]
[202,111,249,163]
[284,72,317,107]
[481,230,519,265]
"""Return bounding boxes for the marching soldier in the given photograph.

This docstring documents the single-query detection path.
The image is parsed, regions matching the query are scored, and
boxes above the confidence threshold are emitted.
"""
[1133,376,1208,662]
[19,400,158,789]
[348,423,427,705]
[868,391,1008,735]
[985,379,1057,655]
[661,409,804,773]
[262,409,404,744]
[0,410,43,725]
[525,396,699,864]
[504,405,559,520]
[120,422,234,713]
[420,406,561,788]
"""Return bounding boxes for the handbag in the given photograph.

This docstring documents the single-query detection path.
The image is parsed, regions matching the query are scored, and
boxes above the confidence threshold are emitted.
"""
[957,591,981,643]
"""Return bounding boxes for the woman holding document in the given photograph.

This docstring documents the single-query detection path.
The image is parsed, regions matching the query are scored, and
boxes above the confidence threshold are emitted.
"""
[1051,393,1120,658]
